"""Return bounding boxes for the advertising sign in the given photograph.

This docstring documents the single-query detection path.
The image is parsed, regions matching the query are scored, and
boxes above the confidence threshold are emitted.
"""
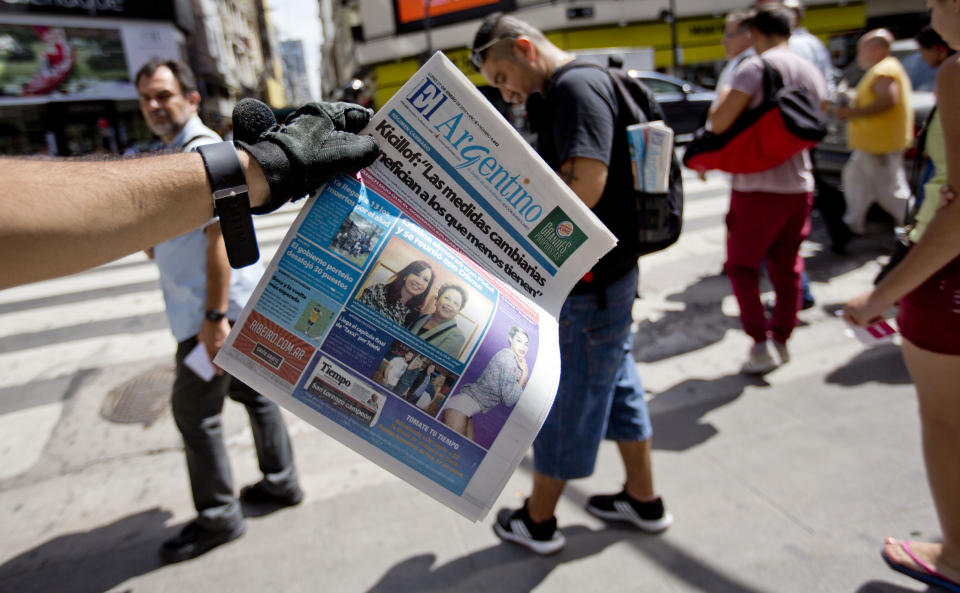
[394,0,514,34]
[0,0,175,21]
[0,23,133,102]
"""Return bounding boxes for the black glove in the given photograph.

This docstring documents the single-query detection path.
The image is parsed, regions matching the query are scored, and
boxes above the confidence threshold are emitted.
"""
[234,99,380,214]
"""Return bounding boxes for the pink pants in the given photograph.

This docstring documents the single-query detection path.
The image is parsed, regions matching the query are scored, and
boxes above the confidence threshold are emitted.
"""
[724,190,813,344]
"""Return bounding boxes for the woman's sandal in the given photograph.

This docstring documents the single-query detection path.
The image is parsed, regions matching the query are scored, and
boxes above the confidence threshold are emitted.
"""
[881,539,960,593]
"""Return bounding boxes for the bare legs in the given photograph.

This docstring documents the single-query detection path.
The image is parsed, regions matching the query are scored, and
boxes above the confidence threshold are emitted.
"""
[884,339,960,583]
[442,409,469,437]
[528,438,658,523]
[528,471,567,523]
[619,440,657,501]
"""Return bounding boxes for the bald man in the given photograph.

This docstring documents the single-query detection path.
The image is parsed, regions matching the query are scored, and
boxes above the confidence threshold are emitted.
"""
[835,29,914,241]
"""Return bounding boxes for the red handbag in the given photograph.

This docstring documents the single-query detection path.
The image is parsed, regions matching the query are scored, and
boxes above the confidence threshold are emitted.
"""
[683,59,826,174]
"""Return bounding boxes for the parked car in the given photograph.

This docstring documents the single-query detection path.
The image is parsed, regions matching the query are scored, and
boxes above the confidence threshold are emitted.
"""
[813,39,936,191]
[629,71,716,142]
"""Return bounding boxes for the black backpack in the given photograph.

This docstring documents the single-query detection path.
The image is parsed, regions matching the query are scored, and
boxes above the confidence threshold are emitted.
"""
[555,62,684,257]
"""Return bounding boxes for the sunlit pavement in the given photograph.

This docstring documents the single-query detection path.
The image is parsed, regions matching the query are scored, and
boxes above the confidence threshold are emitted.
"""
[0,176,930,593]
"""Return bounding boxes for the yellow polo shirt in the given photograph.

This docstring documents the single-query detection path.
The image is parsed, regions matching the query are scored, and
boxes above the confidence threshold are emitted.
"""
[847,56,913,154]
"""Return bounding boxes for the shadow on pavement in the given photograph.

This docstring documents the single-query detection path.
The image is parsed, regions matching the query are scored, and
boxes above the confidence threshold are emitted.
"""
[648,373,768,451]
[0,508,172,593]
[634,273,741,364]
[854,580,924,592]
[366,523,773,593]
[241,500,300,519]
[803,211,894,286]
[824,344,911,386]
[364,526,618,593]
[466,454,776,593]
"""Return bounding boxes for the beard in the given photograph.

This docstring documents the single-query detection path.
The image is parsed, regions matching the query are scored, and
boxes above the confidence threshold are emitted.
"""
[145,110,180,138]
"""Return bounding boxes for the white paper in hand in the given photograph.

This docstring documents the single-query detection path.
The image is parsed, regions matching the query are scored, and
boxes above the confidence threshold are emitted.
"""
[840,315,899,346]
[185,342,217,381]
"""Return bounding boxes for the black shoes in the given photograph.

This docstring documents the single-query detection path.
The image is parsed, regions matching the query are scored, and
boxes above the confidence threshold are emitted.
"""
[829,220,854,254]
[239,480,304,507]
[586,490,674,533]
[159,520,246,564]
[493,501,566,555]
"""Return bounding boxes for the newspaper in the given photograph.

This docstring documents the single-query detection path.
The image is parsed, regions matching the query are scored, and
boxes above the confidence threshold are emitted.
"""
[216,52,616,521]
[626,121,674,193]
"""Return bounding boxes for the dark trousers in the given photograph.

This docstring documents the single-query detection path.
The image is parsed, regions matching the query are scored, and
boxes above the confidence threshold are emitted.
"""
[173,335,299,532]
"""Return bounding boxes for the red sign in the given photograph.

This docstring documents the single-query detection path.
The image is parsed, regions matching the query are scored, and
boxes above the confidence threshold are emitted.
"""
[396,0,500,24]
[233,311,315,386]
[393,0,514,33]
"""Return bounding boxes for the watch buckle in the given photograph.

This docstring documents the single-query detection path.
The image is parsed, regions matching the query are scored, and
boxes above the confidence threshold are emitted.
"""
[213,185,250,201]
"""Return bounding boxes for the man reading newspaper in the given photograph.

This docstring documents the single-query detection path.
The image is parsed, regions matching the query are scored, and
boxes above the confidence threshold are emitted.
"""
[471,13,673,555]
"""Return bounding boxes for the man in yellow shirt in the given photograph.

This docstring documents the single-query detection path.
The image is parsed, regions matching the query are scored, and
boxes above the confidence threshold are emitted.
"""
[836,28,913,238]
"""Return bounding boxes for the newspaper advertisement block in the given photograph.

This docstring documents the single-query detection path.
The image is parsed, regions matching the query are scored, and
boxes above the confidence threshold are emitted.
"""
[217,52,616,521]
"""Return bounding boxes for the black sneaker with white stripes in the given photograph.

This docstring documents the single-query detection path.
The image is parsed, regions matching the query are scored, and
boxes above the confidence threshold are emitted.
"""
[586,490,674,533]
[493,501,566,555]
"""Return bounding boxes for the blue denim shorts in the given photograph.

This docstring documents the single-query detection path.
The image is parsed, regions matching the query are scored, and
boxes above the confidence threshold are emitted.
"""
[533,267,653,480]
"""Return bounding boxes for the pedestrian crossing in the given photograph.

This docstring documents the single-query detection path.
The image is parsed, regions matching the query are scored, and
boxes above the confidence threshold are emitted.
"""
[0,204,302,451]
[0,176,731,411]
[0,175,735,482]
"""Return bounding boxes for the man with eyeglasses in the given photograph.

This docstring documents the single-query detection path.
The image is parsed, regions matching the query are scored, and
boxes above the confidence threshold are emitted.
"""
[470,12,673,555]
[716,10,755,102]
[135,59,303,563]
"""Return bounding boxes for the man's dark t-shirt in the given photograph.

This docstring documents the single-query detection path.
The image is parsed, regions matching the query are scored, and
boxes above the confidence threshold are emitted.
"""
[532,60,637,293]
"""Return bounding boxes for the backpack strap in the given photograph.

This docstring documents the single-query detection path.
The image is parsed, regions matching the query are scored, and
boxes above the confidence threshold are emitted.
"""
[908,106,937,222]
[549,60,663,126]
[182,132,222,153]
[760,58,785,105]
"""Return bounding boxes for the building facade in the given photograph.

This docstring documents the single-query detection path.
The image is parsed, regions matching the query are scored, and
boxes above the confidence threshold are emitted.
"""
[186,0,270,133]
[0,1,188,155]
[338,0,928,109]
[0,0,281,156]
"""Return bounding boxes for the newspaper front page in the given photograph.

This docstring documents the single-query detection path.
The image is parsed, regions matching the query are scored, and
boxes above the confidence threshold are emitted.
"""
[217,53,616,521]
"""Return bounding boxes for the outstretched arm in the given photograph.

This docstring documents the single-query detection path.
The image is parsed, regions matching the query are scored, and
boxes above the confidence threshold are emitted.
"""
[844,56,960,325]
[0,151,268,289]
[0,99,379,290]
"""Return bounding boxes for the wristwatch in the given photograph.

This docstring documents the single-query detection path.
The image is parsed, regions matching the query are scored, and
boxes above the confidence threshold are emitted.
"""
[205,309,227,323]
[196,141,260,268]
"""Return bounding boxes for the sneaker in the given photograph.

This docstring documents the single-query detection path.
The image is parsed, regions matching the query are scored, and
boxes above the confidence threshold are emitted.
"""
[159,520,246,563]
[829,219,854,254]
[764,297,815,312]
[741,341,778,375]
[773,341,790,365]
[239,480,304,507]
[492,502,566,555]
[586,490,674,533]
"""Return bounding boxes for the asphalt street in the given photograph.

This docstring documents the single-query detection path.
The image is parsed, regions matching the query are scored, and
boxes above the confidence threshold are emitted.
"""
[0,170,935,593]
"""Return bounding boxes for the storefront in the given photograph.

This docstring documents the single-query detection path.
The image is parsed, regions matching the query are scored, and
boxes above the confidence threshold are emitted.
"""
[0,2,185,155]
[367,2,868,109]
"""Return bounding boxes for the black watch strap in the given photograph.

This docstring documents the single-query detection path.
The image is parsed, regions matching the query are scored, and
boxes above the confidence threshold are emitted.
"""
[205,309,226,322]
[196,142,260,268]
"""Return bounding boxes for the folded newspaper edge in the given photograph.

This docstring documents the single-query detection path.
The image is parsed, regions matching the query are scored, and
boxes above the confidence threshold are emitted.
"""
[626,121,674,194]
[217,52,616,521]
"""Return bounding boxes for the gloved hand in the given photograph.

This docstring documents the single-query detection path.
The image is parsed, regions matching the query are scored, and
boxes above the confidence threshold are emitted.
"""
[234,99,380,214]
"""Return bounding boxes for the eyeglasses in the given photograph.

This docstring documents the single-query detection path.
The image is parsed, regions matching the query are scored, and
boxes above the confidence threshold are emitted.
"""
[470,36,514,69]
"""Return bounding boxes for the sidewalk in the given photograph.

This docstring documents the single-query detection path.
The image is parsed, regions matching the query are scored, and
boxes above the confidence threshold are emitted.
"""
[0,173,932,593]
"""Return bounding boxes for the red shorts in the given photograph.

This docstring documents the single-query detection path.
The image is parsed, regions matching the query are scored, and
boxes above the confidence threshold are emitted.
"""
[897,254,960,355]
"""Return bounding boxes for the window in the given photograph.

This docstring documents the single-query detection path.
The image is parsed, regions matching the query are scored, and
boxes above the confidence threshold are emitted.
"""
[637,77,681,95]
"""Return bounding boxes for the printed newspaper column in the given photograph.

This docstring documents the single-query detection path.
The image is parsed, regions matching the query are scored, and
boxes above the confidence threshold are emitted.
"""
[216,52,616,521]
